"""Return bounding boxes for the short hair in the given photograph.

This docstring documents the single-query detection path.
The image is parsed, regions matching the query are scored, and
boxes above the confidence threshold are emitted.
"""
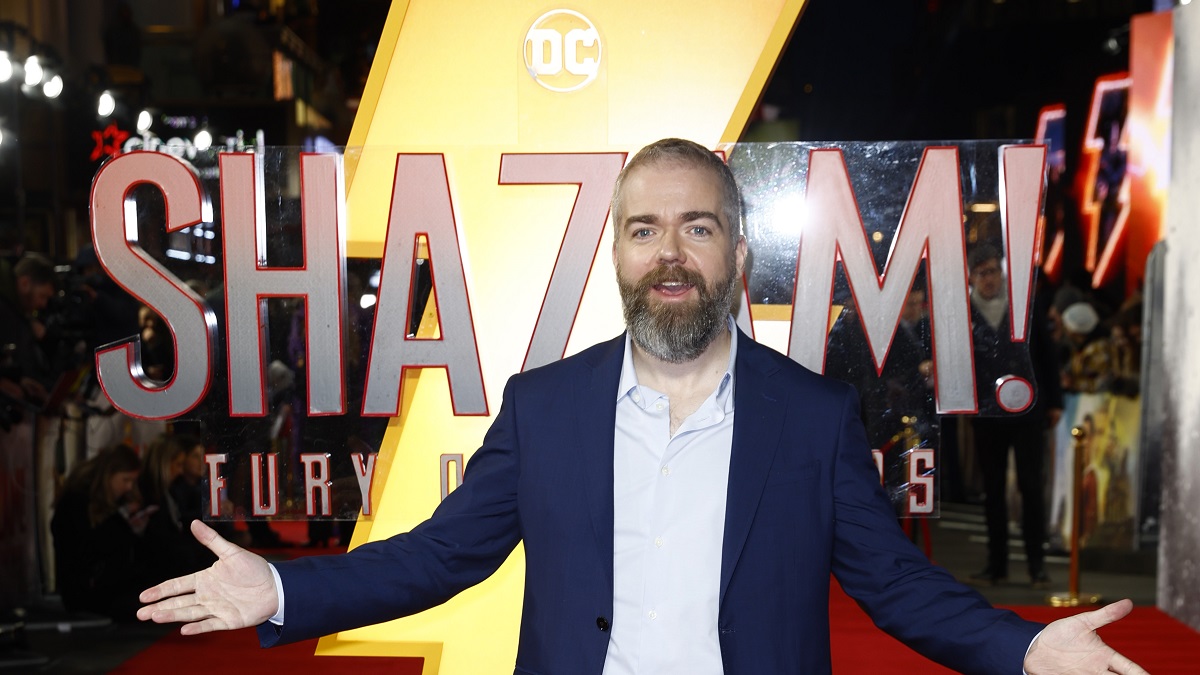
[611,138,743,244]
[14,252,56,286]
[967,244,1002,272]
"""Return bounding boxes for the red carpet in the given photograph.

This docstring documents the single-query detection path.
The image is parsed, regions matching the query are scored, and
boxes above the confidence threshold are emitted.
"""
[829,581,1199,674]
[118,586,1198,674]
[119,523,1198,673]
[111,629,423,674]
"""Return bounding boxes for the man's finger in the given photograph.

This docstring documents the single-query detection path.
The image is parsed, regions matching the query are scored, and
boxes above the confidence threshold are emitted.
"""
[1107,649,1149,675]
[189,520,243,559]
[138,573,197,604]
[180,617,231,636]
[137,592,201,619]
[149,602,215,625]
[1081,598,1134,631]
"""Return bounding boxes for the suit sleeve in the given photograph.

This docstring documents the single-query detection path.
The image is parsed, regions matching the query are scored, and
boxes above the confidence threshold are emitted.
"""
[258,378,525,647]
[828,386,1043,675]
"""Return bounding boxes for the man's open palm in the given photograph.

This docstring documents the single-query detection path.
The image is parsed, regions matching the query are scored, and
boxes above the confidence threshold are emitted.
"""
[1024,599,1149,674]
[137,520,279,635]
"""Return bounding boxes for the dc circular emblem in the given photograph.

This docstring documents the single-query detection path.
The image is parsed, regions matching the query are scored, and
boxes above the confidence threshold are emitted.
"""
[523,9,601,92]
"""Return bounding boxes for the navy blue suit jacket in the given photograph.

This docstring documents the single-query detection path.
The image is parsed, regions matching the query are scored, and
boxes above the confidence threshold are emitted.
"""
[260,331,1042,674]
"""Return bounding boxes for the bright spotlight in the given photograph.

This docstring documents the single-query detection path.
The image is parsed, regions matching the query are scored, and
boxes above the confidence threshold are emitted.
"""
[770,193,808,236]
[193,129,213,151]
[0,128,5,148]
[23,56,43,87]
[137,110,152,132]
[0,52,11,83]
[42,74,63,99]
[97,90,116,117]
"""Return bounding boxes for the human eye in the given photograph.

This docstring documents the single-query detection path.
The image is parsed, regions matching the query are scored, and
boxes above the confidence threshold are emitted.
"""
[631,227,654,239]
[689,225,712,237]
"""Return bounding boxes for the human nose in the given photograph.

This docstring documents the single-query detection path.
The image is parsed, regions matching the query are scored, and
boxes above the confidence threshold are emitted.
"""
[657,229,684,264]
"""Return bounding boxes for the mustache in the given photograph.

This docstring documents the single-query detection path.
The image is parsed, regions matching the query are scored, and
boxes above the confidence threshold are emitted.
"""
[632,264,706,291]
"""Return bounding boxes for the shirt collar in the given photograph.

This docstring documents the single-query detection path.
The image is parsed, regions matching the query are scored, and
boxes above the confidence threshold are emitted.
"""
[617,316,738,411]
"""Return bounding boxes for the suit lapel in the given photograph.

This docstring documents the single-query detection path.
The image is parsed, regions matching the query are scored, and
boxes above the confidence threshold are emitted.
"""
[574,335,625,591]
[574,331,792,601]
[720,333,790,602]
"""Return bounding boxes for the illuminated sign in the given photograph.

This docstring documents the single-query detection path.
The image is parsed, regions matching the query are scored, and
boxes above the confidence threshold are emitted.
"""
[90,122,130,161]
[1036,103,1066,280]
[1079,73,1131,288]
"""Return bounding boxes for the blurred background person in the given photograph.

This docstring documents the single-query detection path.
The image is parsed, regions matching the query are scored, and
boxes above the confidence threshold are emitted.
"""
[139,434,217,577]
[169,434,248,547]
[66,246,162,458]
[1060,301,1107,393]
[136,306,175,383]
[965,244,1063,589]
[0,253,57,413]
[50,445,155,621]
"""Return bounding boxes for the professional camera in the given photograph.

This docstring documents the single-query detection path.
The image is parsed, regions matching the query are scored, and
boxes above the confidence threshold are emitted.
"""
[39,268,98,374]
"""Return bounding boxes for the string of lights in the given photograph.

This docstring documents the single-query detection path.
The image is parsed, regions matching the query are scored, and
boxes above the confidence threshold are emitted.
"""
[0,19,155,150]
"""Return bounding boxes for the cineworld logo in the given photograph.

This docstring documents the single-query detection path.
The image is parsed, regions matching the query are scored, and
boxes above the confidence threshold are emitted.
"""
[523,9,601,92]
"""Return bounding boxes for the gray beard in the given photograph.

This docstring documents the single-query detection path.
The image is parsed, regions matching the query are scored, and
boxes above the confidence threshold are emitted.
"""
[617,261,739,364]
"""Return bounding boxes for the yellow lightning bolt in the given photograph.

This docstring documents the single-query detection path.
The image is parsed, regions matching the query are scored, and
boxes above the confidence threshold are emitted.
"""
[316,2,807,672]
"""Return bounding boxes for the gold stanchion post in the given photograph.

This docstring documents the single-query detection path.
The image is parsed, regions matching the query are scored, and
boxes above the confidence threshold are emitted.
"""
[1048,425,1102,607]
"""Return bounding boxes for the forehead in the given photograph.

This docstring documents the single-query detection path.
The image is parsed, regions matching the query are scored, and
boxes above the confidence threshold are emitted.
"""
[620,161,725,217]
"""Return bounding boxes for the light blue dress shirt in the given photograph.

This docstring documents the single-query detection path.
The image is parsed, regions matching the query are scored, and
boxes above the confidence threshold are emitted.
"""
[602,320,737,675]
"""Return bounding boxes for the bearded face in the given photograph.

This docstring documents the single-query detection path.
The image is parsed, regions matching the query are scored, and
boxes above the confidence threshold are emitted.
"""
[617,253,739,364]
[610,161,746,364]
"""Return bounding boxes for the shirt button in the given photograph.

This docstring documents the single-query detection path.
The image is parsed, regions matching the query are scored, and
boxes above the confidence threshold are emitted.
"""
[632,392,640,402]
[655,402,664,411]
[661,466,670,476]
[654,537,663,548]
[648,610,657,620]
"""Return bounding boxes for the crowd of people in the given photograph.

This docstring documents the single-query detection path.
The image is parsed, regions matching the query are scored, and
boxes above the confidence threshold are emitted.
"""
[50,438,215,620]
[0,246,387,623]
[0,246,215,622]
[820,241,1145,587]
[1050,280,1144,398]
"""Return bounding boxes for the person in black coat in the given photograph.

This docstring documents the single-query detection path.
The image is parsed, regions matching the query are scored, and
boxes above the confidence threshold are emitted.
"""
[965,245,1064,588]
[51,445,155,620]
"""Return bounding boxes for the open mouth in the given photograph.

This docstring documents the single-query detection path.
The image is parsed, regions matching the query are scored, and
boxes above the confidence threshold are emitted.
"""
[652,280,696,297]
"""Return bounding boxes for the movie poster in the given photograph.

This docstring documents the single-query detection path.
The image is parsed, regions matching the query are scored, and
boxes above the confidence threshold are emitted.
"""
[1049,392,1142,551]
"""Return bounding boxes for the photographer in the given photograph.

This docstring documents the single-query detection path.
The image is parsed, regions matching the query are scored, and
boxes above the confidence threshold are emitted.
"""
[59,247,160,457]
[0,253,57,424]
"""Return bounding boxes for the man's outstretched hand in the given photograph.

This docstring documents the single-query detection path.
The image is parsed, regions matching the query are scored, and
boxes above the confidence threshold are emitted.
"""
[1024,599,1149,674]
[137,520,279,635]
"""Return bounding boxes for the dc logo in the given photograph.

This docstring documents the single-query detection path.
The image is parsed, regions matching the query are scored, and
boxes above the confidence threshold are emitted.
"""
[523,9,601,92]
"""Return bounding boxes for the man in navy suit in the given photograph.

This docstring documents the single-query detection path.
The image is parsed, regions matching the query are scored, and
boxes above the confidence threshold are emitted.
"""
[139,139,1145,675]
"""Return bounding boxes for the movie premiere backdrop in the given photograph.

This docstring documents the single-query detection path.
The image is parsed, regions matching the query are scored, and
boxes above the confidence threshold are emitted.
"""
[53,1,1174,673]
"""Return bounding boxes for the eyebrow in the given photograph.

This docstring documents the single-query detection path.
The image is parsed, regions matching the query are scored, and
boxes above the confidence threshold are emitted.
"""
[622,214,658,229]
[681,210,724,228]
[622,210,724,230]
